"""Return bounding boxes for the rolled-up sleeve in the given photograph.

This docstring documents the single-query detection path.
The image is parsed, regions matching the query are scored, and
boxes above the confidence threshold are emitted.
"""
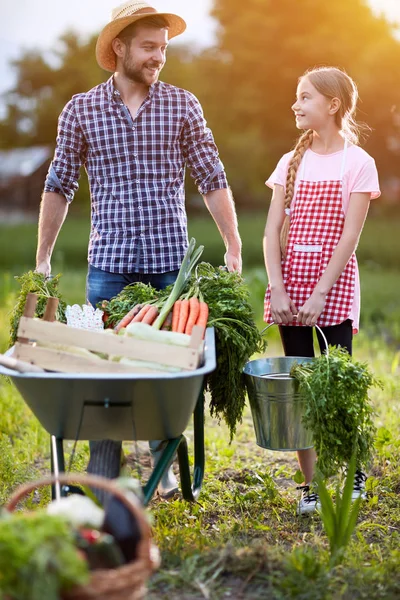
[182,93,228,195]
[44,98,87,202]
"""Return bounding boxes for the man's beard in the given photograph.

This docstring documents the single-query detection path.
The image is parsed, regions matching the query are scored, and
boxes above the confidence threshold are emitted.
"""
[122,57,162,85]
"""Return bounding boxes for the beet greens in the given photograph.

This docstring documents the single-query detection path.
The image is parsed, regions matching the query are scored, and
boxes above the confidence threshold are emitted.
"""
[290,347,380,478]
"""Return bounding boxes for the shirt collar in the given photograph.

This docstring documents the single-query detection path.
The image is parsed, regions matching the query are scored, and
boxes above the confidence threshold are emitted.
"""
[105,75,161,103]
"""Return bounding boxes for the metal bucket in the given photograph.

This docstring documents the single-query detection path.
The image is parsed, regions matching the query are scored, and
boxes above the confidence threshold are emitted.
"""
[243,323,328,451]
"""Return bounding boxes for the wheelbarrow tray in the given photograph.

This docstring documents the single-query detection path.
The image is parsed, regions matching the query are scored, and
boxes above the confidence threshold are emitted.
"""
[1,328,216,442]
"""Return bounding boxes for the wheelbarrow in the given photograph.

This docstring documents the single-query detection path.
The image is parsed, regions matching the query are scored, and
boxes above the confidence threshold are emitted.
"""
[0,328,216,505]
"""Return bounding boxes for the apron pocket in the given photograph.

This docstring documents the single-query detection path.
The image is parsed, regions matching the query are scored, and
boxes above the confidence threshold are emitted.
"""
[289,241,323,285]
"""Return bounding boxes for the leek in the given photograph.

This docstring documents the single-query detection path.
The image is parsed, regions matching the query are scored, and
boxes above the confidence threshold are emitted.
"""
[152,238,204,330]
[125,322,190,346]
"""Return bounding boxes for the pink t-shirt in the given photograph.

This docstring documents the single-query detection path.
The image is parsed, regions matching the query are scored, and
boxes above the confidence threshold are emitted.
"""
[265,144,381,333]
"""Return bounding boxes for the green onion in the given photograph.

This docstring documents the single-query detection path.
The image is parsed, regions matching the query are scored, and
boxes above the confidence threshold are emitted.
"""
[152,238,204,330]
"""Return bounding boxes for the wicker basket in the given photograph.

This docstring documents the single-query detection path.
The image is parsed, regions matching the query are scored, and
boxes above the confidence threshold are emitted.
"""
[5,474,160,600]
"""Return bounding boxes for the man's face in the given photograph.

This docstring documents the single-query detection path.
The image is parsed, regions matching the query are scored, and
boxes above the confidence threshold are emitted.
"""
[120,25,169,85]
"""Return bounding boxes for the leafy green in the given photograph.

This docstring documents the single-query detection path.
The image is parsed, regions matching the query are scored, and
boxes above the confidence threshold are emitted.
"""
[316,452,362,567]
[99,282,160,328]
[9,271,67,347]
[0,512,89,600]
[291,346,380,477]
[193,263,267,439]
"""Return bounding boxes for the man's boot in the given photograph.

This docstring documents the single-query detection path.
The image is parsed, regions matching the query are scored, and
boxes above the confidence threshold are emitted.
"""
[149,440,179,499]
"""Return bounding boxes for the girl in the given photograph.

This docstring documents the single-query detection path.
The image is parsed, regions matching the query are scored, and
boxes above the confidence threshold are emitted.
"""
[263,66,380,515]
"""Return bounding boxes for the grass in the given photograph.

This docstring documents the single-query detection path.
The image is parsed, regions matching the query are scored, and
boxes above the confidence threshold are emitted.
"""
[1,207,400,272]
[0,213,400,597]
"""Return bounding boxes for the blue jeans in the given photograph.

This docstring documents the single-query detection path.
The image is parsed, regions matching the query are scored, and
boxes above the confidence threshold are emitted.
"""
[85,265,179,488]
[86,264,180,307]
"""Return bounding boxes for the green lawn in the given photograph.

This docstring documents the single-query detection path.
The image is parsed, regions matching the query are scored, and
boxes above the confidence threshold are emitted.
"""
[0,213,399,598]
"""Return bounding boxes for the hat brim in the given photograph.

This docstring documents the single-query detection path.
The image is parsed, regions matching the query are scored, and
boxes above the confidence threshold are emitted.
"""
[96,12,187,72]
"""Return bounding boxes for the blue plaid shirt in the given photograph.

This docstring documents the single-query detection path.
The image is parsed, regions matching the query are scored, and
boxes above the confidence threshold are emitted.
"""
[45,76,228,273]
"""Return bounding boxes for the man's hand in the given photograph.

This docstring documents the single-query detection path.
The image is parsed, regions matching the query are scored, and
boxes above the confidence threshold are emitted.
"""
[224,249,242,274]
[203,188,242,274]
[35,259,52,278]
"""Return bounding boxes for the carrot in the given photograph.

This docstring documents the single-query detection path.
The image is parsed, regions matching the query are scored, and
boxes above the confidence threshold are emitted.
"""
[195,302,209,330]
[171,300,181,332]
[115,304,143,331]
[185,297,201,335]
[161,310,173,331]
[131,304,152,323]
[142,306,159,325]
[177,299,190,333]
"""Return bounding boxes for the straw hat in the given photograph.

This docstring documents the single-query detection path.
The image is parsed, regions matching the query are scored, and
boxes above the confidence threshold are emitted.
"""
[96,1,187,72]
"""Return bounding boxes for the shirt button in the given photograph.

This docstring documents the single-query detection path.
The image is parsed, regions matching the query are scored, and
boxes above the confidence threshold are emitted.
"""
[132,126,136,131]
[136,179,139,183]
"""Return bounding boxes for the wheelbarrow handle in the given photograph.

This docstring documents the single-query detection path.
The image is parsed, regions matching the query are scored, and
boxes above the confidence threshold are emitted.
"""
[0,352,45,373]
[261,319,329,355]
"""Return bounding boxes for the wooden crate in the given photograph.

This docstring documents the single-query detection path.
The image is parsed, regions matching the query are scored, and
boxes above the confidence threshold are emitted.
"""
[13,294,204,374]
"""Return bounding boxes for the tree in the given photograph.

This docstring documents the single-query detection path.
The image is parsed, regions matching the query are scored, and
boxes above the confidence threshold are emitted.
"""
[1,2,400,207]
[210,0,400,201]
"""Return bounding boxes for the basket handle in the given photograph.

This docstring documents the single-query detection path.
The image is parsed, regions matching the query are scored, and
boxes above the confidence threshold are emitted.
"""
[4,473,155,566]
[261,319,329,355]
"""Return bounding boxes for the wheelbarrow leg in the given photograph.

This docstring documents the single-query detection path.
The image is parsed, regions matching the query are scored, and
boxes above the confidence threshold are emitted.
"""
[142,437,182,506]
[50,435,66,500]
[177,390,205,502]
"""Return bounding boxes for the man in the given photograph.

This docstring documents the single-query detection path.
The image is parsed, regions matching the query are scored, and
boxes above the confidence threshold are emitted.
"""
[36,0,242,497]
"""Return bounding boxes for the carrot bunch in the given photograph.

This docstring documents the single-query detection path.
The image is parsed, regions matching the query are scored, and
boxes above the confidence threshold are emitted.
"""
[171,297,209,334]
[115,303,159,332]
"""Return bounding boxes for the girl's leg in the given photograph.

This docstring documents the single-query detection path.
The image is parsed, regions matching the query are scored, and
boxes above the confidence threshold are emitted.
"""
[317,319,353,356]
[317,320,365,498]
[279,326,318,514]
[297,448,317,484]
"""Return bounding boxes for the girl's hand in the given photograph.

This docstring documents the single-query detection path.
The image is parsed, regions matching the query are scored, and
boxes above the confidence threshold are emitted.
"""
[297,291,327,326]
[270,288,297,325]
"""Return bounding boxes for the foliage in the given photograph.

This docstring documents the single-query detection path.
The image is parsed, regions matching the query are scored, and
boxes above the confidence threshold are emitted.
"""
[291,346,380,477]
[100,282,160,329]
[194,262,267,438]
[316,453,362,567]
[0,512,89,600]
[211,0,400,188]
[9,271,67,347]
[1,2,400,206]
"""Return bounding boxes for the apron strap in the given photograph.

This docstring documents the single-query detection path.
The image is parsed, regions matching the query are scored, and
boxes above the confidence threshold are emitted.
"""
[339,138,349,180]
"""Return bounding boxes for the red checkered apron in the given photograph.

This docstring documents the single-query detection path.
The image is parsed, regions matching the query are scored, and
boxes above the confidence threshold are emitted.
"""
[264,141,355,327]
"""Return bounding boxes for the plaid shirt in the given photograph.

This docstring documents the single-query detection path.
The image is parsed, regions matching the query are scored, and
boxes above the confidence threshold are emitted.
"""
[45,76,228,273]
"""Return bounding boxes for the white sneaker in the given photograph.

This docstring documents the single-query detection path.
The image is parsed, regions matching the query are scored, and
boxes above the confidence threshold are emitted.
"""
[352,470,367,501]
[297,485,321,516]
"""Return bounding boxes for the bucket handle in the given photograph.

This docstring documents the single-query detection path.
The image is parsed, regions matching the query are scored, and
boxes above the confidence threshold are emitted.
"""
[261,318,329,355]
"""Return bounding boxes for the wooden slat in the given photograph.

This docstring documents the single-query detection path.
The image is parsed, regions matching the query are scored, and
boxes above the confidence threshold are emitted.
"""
[14,343,164,374]
[18,293,38,344]
[17,318,200,370]
[43,297,59,322]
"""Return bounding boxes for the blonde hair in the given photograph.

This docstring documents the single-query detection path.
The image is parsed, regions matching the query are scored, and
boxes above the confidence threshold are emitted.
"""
[280,66,366,256]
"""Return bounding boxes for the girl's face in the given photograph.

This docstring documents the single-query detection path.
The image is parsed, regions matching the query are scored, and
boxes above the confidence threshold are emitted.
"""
[292,77,338,131]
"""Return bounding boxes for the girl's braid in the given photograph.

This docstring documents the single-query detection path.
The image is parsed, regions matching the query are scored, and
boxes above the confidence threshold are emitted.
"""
[280,128,314,257]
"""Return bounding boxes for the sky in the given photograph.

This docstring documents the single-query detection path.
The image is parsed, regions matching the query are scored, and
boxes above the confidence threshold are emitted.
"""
[0,0,399,100]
